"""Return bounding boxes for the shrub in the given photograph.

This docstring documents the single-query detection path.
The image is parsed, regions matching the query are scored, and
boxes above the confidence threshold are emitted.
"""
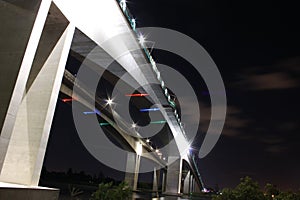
[90,181,131,200]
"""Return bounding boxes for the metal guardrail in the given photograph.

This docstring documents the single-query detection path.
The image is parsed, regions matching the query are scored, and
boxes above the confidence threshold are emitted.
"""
[116,0,205,189]
[116,0,186,131]
[191,154,205,190]
[116,0,205,190]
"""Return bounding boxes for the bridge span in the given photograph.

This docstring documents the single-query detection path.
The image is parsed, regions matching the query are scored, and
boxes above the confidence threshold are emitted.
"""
[0,0,205,199]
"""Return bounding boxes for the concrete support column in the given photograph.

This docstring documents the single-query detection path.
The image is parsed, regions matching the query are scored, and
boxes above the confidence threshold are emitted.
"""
[124,153,135,188]
[124,152,141,191]
[0,9,74,185]
[0,0,51,174]
[152,167,158,192]
[152,167,161,192]
[133,154,141,191]
[189,172,192,193]
[183,171,190,194]
[164,156,182,195]
[161,170,166,192]
[190,175,194,193]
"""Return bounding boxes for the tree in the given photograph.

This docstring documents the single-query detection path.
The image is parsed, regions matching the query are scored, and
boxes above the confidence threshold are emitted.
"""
[68,185,83,200]
[276,191,300,200]
[212,177,266,200]
[264,183,279,200]
[213,188,237,200]
[90,181,131,200]
[212,176,300,200]
[234,177,266,200]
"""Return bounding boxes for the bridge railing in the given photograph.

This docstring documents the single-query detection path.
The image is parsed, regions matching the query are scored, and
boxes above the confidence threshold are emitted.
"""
[116,0,187,136]
[191,154,205,190]
[116,1,206,191]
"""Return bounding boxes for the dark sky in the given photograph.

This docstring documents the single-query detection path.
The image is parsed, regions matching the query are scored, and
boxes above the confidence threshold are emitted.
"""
[128,0,300,190]
[44,0,300,190]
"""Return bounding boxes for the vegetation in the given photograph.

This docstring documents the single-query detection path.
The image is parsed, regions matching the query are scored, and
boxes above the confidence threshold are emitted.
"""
[41,167,115,185]
[212,176,300,200]
[90,181,131,200]
[68,185,83,200]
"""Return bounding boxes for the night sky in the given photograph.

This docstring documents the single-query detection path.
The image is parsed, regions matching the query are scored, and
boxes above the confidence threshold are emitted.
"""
[44,0,300,190]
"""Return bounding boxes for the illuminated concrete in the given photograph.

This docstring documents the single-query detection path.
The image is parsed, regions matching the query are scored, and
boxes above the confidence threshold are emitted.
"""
[161,171,166,192]
[0,0,50,174]
[183,171,191,194]
[133,154,141,191]
[190,175,194,193]
[55,0,198,192]
[61,70,167,169]
[164,156,182,195]
[152,167,158,192]
[0,182,59,200]
[0,0,202,196]
[124,153,135,189]
[189,175,201,193]
[124,152,140,191]
[0,1,74,187]
[53,0,190,157]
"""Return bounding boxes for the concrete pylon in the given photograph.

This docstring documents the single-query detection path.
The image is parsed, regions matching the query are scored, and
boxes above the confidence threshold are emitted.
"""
[152,167,161,192]
[183,171,191,194]
[189,172,192,193]
[0,1,74,199]
[133,154,141,191]
[164,156,183,195]
[190,175,194,193]
[0,0,51,172]
[0,2,74,187]
[124,153,135,188]
[161,170,166,192]
[124,151,141,191]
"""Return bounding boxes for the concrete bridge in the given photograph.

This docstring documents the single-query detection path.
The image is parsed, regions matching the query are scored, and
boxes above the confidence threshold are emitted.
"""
[0,0,204,199]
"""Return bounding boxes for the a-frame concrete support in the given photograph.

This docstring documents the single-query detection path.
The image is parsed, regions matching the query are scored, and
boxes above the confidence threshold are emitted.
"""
[0,1,74,199]
[0,1,74,186]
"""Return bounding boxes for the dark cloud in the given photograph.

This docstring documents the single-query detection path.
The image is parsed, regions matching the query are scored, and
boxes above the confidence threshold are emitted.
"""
[247,72,297,90]
[234,57,300,90]
[260,136,285,145]
[197,103,251,138]
[265,145,289,154]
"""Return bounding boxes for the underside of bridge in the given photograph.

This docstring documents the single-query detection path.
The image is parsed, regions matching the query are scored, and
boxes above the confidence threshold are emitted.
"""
[0,0,203,199]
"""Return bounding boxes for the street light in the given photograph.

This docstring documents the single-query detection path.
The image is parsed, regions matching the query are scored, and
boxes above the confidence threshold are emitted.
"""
[106,98,113,106]
[138,34,146,46]
[131,123,137,128]
[120,0,126,12]
[131,18,136,30]
[136,142,142,156]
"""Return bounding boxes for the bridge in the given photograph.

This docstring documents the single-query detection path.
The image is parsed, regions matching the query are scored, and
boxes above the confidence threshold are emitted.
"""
[0,0,205,199]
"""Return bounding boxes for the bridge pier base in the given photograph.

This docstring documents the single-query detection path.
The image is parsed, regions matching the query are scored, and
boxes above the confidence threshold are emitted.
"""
[0,183,59,200]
